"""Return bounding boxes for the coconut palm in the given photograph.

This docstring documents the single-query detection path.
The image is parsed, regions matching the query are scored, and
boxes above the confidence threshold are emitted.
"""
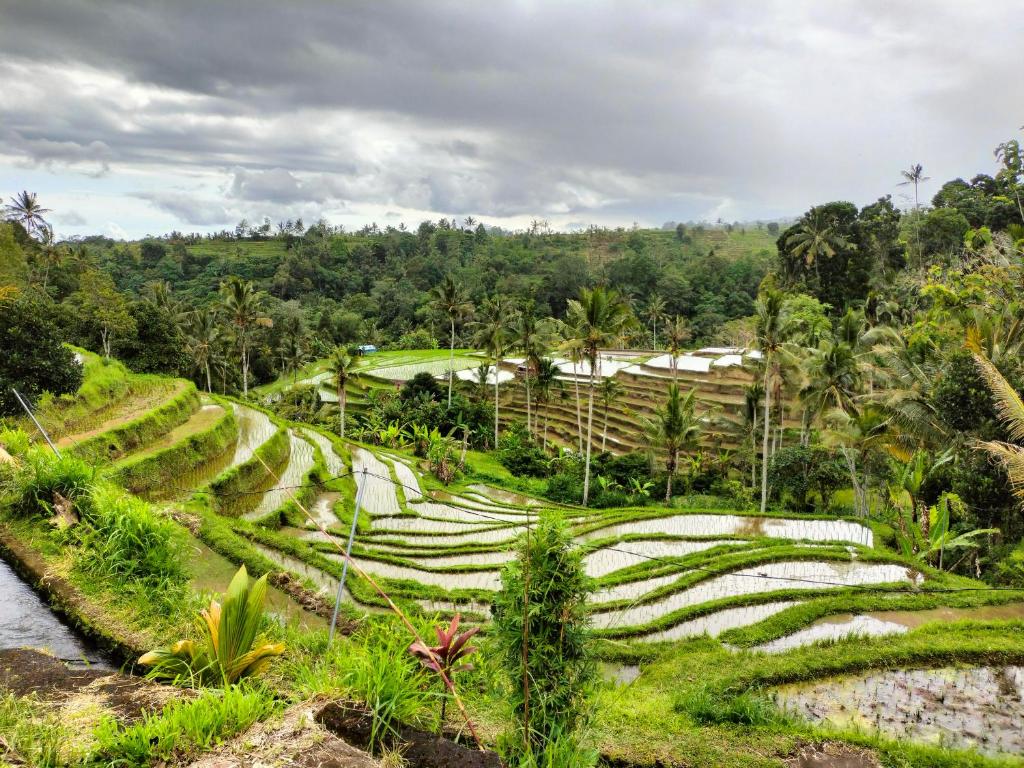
[278,331,309,384]
[220,276,272,397]
[4,191,51,238]
[898,163,930,210]
[564,286,635,505]
[598,377,623,452]
[473,296,514,449]
[664,315,691,379]
[972,351,1024,505]
[644,384,702,502]
[533,357,562,451]
[429,275,473,407]
[557,327,586,453]
[510,308,550,435]
[799,340,861,443]
[821,405,889,518]
[785,209,848,275]
[645,294,666,348]
[755,289,792,513]
[36,227,65,291]
[187,308,221,393]
[327,347,355,438]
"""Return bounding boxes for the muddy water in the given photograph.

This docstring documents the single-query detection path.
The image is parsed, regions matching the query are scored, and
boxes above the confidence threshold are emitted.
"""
[187,540,326,631]
[592,573,686,605]
[0,556,108,665]
[775,666,1024,755]
[351,448,403,517]
[579,514,872,547]
[636,601,801,643]
[369,524,526,546]
[402,549,514,569]
[467,484,545,508]
[410,500,527,524]
[307,491,342,529]
[590,561,916,630]
[754,602,1024,653]
[415,598,493,617]
[252,543,340,596]
[385,455,422,498]
[301,428,346,476]
[371,515,497,535]
[243,431,316,521]
[600,663,641,685]
[585,539,739,578]
[324,553,502,591]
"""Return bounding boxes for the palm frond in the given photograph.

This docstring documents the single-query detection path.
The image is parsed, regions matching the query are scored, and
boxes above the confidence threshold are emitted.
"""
[973,353,1024,443]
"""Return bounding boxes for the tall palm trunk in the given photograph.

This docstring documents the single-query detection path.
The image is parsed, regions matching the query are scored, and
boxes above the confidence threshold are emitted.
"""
[572,362,583,453]
[665,450,676,502]
[339,384,347,438]
[493,365,500,449]
[602,402,609,452]
[525,372,532,435]
[760,354,772,513]
[241,338,249,397]
[582,363,596,505]
[205,360,212,393]
[448,318,456,407]
[543,407,549,451]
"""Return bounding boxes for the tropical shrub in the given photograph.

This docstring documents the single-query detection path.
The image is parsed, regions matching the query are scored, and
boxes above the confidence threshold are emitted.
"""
[498,422,549,478]
[13,448,95,518]
[492,512,595,765]
[408,614,479,727]
[139,565,284,687]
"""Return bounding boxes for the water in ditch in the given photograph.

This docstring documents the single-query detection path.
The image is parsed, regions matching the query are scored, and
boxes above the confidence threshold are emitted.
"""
[0,555,110,667]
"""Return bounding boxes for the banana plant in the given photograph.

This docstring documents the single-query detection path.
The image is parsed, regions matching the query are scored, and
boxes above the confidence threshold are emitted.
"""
[139,565,284,686]
[894,492,998,571]
[408,614,479,727]
[628,476,653,501]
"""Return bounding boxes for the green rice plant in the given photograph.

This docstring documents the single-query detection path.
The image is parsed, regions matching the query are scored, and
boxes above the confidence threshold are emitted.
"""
[0,692,67,768]
[73,483,186,591]
[0,426,30,457]
[13,447,95,517]
[675,683,788,727]
[139,565,284,687]
[87,684,278,766]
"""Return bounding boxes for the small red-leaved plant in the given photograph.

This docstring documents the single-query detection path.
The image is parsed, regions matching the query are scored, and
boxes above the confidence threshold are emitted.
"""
[409,613,479,726]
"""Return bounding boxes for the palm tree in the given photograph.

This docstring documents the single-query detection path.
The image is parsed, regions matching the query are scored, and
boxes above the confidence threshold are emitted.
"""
[533,357,561,451]
[4,191,51,238]
[785,210,848,276]
[644,384,702,502]
[473,296,514,449]
[972,351,1024,505]
[564,286,635,505]
[220,277,272,397]
[898,163,930,210]
[36,227,64,291]
[755,289,792,513]
[645,294,666,348]
[428,275,473,407]
[327,347,355,438]
[598,377,623,452]
[799,340,861,443]
[664,315,691,380]
[822,406,889,518]
[187,308,221,393]
[278,331,309,384]
[510,308,548,434]
[558,328,585,453]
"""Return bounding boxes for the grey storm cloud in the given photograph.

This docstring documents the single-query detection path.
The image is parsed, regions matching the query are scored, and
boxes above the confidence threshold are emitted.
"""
[0,0,1022,233]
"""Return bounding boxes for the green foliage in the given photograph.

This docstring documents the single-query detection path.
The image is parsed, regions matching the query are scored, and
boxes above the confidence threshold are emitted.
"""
[0,692,67,768]
[14,448,95,518]
[498,421,549,477]
[73,483,187,590]
[139,565,285,687]
[87,684,278,766]
[767,445,847,512]
[675,683,786,727]
[492,512,595,762]
[0,294,83,416]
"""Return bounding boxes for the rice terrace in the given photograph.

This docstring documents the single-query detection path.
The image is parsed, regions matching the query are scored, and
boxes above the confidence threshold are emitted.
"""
[3,3,1024,768]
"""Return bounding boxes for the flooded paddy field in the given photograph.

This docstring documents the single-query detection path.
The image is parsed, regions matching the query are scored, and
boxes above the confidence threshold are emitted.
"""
[775,665,1024,756]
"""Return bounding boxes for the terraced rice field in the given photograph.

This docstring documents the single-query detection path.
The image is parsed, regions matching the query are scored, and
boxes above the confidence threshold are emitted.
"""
[38,356,1024,762]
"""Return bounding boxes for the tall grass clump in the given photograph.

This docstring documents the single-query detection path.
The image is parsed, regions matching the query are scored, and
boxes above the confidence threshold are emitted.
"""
[492,512,596,767]
[285,620,433,750]
[73,483,186,591]
[675,682,789,727]
[0,693,68,768]
[87,684,278,766]
[13,447,95,517]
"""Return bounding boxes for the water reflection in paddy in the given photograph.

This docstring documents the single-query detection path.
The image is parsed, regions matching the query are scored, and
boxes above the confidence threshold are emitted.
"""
[579,515,872,547]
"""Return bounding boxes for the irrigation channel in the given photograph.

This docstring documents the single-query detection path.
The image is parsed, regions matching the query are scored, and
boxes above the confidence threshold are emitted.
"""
[0,555,110,667]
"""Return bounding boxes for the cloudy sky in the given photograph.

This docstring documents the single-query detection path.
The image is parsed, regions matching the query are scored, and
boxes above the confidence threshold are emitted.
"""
[1,1,1021,239]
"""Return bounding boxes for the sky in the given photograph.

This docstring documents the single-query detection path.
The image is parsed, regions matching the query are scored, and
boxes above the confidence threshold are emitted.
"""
[1,0,1021,240]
